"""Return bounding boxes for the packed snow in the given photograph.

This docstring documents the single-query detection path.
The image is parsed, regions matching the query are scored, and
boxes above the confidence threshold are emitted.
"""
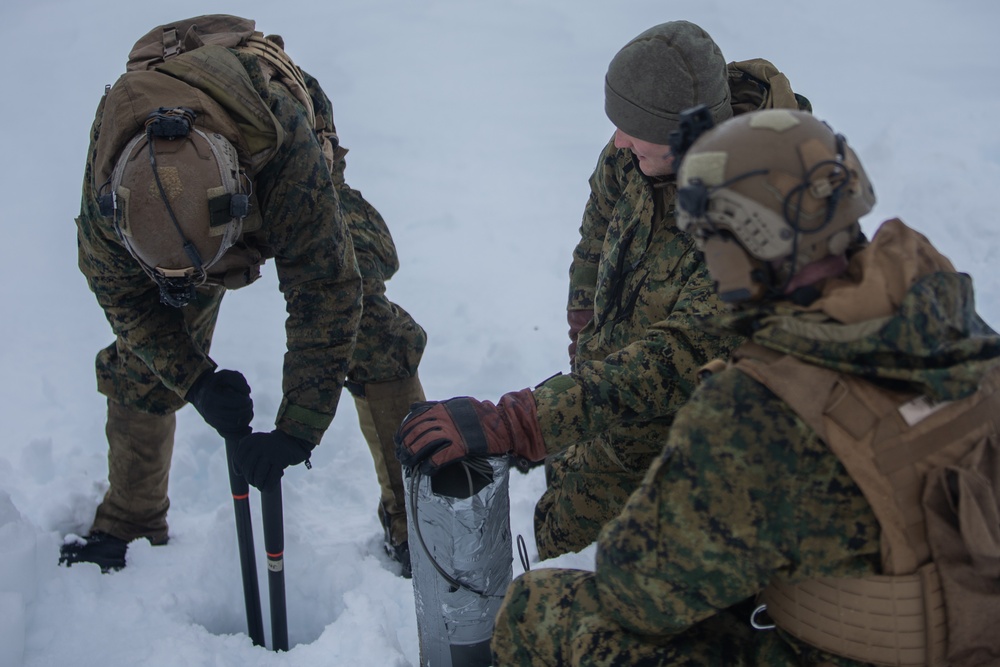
[0,1,997,665]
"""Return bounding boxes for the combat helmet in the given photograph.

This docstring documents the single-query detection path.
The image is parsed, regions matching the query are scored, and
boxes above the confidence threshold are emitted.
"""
[676,109,876,304]
[100,107,251,307]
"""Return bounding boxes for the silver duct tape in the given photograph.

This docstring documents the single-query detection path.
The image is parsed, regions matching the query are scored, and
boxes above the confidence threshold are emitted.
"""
[406,457,513,667]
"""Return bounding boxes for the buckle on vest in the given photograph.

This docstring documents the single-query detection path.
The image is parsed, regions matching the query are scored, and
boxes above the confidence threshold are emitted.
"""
[750,604,775,630]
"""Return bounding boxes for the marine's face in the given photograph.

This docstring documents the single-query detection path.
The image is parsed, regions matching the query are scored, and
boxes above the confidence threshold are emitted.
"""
[613,128,676,177]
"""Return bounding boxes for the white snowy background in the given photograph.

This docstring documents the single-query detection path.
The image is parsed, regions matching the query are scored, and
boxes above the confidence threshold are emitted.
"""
[1,1,998,665]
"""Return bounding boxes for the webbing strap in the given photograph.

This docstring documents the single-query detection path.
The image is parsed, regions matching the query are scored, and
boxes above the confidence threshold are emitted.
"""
[443,399,489,458]
[237,34,315,129]
[760,565,948,666]
[162,27,181,59]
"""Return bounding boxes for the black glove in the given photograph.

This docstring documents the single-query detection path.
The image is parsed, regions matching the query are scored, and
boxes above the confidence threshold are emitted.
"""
[234,430,313,492]
[186,369,254,440]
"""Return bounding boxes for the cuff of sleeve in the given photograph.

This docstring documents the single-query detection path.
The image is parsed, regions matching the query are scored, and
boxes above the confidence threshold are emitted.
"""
[275,398,333,446]
[567,292,596,313]
[174,360,217,401]
[533,374,589,455]
[568,265,598,311]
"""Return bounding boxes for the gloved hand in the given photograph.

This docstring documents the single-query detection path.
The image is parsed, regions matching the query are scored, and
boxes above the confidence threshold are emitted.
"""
[395,388,547,475]
[567,309,593,365]
[186,369,254,440]
[234,429,313,492]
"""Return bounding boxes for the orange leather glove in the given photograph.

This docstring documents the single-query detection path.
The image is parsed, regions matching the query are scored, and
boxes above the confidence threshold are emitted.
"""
[394,389,546,475]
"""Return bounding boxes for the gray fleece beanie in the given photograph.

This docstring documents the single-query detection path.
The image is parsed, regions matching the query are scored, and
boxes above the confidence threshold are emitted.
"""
[605,21,732,144]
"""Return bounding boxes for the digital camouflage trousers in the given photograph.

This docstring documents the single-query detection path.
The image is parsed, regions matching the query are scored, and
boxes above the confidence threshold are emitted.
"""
[91,251,426,542]
[534,436,656,560]
[491,569,763,666]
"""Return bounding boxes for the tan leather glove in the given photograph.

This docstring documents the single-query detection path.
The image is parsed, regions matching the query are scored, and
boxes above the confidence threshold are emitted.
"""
[394,389,546,475]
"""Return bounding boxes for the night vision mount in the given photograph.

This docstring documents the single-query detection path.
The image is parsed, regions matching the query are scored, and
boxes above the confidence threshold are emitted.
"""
[667,104,715,162]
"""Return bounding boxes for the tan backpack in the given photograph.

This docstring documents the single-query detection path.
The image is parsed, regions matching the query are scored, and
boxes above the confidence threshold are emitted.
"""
[92,15,348,291]
[94,14,325,189]
[729,342,1000,667]
[727,58,812,114]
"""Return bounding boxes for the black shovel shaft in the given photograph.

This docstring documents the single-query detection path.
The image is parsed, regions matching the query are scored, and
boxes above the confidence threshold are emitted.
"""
[262,486,289,651]
[225,433,265,648]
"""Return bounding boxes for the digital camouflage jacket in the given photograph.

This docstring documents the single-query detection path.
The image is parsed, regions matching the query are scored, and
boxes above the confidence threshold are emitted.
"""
[534,139,741,464]
[533,60,812,464]
[592,220,1000,665]
[76,58,363,445]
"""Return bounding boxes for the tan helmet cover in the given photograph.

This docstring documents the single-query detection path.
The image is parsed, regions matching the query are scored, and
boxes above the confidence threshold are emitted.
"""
[677,109,876,302]
[110,126,247,278]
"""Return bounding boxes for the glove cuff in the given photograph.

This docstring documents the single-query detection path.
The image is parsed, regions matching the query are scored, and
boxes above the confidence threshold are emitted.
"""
[567,309,593,337]
[276,429,315,468]
[499,388,547,464]
[184,368,214,405]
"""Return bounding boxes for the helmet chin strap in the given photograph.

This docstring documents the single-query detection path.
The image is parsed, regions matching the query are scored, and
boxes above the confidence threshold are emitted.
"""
[151,269,198,308]
[700,233,769,304]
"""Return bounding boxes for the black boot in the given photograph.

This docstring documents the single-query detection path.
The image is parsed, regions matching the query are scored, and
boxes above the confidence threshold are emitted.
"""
[378,507,412,579]
[59,532,128,573]
[386,539,412,579]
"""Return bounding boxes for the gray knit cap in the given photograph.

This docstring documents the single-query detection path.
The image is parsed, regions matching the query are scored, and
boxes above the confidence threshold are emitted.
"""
[605,21,732,145]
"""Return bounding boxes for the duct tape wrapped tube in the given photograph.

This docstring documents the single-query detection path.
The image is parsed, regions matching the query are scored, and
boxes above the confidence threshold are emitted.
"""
[405,456,513,667]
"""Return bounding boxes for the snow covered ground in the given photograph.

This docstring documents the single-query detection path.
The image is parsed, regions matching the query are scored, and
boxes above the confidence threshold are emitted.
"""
[0,1,997,665]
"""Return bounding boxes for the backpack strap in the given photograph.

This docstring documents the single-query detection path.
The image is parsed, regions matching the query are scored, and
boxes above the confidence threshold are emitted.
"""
[153,45,284,177]
[235,33,316,130]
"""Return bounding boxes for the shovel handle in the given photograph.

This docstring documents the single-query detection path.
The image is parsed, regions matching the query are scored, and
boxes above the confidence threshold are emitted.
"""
[224,432,265,648]
[261,485,288,651]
